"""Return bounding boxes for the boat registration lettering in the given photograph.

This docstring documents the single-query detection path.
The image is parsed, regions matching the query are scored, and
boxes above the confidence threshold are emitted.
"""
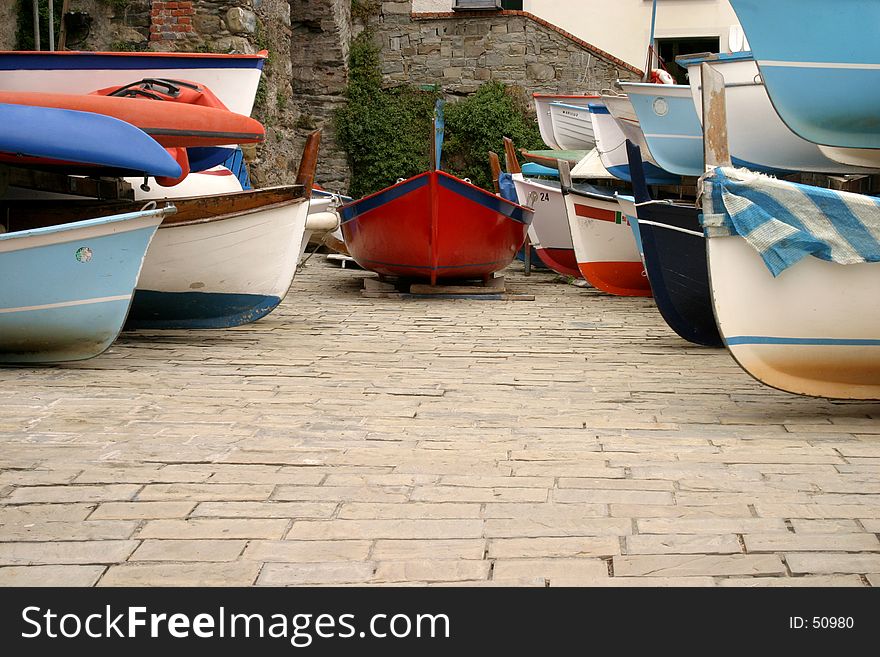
[75,247,93,263]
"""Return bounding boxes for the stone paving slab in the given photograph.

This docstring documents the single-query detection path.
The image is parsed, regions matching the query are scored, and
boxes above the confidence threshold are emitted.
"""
[0,260,878,586]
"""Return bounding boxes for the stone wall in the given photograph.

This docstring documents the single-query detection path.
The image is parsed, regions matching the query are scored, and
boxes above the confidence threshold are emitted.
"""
[286,0,353,191]
[377,3,641,95]
[0,3,18,50]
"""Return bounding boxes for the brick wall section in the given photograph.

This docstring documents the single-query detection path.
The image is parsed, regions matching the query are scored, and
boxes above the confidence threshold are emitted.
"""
[150,1,196,42]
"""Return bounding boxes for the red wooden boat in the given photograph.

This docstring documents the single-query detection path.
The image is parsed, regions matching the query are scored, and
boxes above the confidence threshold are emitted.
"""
[339,170,533,285]
[0,90,263,149]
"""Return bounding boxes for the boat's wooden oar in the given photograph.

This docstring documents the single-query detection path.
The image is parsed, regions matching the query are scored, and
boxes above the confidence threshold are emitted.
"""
[488,151,502,194]
[503,137,521,175]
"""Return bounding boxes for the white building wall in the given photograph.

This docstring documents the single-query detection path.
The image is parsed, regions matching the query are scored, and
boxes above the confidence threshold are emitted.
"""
[411,1,744,69]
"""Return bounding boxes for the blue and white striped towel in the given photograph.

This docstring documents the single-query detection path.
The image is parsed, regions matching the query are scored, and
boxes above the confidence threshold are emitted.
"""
[700,167,880,276]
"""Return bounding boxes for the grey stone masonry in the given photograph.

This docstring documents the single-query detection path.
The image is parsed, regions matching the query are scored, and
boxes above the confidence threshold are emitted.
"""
[378,4,641,95]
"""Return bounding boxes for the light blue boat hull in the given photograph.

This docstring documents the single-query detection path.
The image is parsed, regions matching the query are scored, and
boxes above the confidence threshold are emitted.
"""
[730,0,880,149]
[623,83,791,177]
[623,85,706,177]
[0,209,166,363]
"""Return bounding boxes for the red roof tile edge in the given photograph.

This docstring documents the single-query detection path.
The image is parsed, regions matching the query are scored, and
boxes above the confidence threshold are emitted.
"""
[410,10,643,76]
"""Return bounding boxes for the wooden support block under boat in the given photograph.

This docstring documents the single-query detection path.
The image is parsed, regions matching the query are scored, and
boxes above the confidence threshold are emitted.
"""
[359,274,533,300]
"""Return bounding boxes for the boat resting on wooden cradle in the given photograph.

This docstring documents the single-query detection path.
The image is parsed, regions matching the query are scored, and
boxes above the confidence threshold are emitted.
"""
[340,170,533,285]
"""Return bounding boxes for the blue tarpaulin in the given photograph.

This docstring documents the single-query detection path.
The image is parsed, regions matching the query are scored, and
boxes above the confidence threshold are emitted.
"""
[701,167,880,276]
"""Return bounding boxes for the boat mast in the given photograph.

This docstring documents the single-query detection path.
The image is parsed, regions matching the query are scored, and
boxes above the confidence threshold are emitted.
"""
[643,0,658,82]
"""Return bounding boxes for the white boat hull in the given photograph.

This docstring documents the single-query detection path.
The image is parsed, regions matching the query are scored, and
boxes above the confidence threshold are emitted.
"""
[562,188,650,296]
[533,94,594,150]
[511,175,580,278]
[684,56,877,174]
[549,103,596,151]
[0,56,264,116]
[708,236,880,399]
[128,197,309,329]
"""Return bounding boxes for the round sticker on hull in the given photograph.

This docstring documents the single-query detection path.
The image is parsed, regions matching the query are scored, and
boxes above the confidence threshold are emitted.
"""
[75,247,92,263]
[652,97,669,117]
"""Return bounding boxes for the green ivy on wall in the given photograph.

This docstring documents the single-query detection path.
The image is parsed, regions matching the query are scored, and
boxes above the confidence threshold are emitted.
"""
[443,81,544,191]
[336,32,544,198]
[335,32,441,199]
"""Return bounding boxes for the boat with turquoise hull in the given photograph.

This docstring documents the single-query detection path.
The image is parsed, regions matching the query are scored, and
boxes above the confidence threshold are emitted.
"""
[0,207,170,364]
[675,51,878,174]
[729,0,880,152]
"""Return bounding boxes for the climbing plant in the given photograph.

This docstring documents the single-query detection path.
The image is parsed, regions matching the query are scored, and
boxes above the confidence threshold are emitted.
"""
[442,81,545,191]
[335,31,440,199]
[15,0,62,50]
[335,33,544,197]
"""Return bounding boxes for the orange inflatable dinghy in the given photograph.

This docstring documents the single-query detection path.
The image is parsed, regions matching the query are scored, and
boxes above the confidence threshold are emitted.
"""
[0,89,264,149]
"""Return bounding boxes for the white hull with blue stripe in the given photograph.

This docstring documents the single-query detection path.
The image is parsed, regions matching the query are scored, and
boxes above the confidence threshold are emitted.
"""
[623,82,797,178]
[588,101,679,185]
[128,193,310,329]
[0,208,167,363]
[703,167,880,399]
[707,237,880,399]
[603,94,658,165]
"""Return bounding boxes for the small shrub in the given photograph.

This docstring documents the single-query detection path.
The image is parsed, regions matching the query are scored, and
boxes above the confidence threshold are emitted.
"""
[442,81,545,191]
[336,32,441,198]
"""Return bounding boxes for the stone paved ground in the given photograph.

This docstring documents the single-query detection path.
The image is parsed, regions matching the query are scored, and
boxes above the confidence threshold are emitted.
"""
[1,259,879,586]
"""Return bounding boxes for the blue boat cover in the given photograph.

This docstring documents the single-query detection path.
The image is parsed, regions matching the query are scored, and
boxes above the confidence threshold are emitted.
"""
[521,163,559,178]
[497,172,519,203]
[701,167,880,276]
[434,100,445,171]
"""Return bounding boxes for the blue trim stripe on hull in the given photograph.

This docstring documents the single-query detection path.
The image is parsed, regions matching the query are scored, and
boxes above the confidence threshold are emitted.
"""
[125,291,281,329]
[0,54,265,71]
[436,174,532,225]
[605,163,680,186]
[727,336,880,347]
[339,175,428,224]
